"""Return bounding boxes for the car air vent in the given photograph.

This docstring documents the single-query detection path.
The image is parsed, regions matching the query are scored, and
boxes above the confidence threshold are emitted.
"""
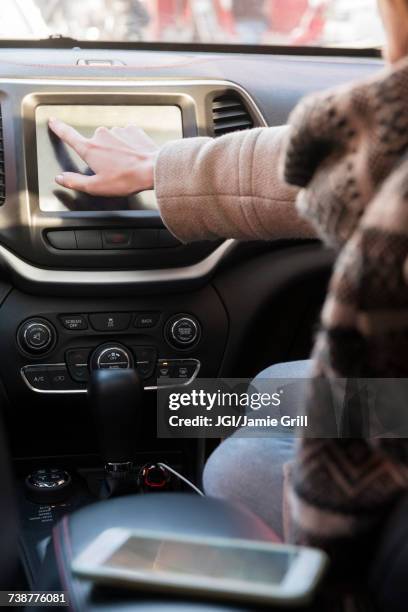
[0,106,4,206]
[212,94,254,137]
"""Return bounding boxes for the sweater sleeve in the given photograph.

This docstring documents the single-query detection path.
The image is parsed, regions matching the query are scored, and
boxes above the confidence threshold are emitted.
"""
[154,126,315,243]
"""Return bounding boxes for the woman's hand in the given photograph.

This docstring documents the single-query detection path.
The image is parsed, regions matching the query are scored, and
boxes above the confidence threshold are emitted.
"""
[48,118,159,196]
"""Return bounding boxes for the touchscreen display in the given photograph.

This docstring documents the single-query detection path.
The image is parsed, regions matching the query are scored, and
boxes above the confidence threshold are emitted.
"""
[35,105,183,212]
[103,535,298,587]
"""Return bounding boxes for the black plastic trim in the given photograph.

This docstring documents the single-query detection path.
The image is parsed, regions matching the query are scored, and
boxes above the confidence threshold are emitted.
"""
[0,38,382,58]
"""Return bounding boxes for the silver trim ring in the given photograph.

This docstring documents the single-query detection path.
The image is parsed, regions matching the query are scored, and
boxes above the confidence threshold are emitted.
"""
[96,346,131,369]
[23,322,52,351]
[170,317,199,346]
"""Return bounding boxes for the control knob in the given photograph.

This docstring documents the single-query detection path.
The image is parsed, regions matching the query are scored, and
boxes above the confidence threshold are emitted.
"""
[166,315,201,349]
[18,318,56,355]
[91,343,134,370]
[25,468,72,504]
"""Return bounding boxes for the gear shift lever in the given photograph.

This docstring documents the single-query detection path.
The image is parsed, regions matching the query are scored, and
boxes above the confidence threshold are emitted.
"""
[88,368,142,498]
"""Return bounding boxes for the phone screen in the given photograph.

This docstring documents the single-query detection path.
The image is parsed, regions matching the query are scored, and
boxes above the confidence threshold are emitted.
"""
[103,535,299,587]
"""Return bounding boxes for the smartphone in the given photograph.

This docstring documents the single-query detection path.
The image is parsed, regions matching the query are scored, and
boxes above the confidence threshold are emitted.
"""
[72,528,328,607]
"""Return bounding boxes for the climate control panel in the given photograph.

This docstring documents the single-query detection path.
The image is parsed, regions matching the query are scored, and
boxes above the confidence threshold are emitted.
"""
[1,287,228,461]
[18,312,203,393]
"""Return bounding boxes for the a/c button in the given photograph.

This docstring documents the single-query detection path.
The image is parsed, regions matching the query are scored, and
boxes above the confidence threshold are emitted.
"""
[23,367,52,390]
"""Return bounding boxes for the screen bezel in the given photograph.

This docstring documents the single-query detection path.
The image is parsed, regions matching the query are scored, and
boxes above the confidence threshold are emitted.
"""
[22,91,197,224]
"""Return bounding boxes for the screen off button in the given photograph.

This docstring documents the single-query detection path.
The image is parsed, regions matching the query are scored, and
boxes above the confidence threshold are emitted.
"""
[60,315,88,331]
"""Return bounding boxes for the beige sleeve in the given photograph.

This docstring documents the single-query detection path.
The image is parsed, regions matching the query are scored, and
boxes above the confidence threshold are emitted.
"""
[155,126,315,243]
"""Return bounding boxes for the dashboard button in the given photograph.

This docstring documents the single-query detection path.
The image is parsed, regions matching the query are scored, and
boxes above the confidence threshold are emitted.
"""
[102,230,132,249]
[23,367,53,391]
[91,343,134,371]
[47,231,77,250]
[60,315,88,331]
[25,324,51,349]
[68,364,90,383]
[170,360,199,380]
[48,365,78,390]
[134,313,160,329]
[98,347,131,369]
[158,361,171,378]
[137,362,155,379]
[167,316,201,348]
[135,347,157,362]
[18,319,56,355]
[133,230,159,249]
[133,346,157,379]
[170,364,189,379]
[66,348,91,366]
[75,230,103,250]
[89,313,131,332]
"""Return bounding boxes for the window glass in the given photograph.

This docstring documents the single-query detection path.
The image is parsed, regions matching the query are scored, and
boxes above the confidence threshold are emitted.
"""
[0,1,384,49]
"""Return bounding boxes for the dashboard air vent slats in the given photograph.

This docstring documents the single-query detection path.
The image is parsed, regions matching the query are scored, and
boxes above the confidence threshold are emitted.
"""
[0,106,4,206]
[212,94,254,137]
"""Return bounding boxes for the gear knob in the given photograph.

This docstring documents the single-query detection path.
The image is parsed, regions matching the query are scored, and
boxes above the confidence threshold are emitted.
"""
[88,368,142,465]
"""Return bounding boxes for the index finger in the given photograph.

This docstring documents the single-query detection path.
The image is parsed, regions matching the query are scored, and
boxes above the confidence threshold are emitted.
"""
[48,118,88,159]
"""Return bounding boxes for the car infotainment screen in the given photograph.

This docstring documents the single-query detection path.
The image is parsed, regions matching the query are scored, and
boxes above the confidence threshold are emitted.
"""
[35,105,183,212]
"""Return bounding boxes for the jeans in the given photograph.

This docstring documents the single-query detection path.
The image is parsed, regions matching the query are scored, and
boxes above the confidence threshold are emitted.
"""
[203,360,312,538]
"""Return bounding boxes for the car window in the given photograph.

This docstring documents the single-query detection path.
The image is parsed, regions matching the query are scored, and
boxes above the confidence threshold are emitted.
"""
[0,0,384,49]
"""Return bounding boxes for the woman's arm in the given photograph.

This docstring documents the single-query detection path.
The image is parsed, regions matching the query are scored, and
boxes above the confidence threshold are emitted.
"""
[48,119,315,243]
[155,126,315,242]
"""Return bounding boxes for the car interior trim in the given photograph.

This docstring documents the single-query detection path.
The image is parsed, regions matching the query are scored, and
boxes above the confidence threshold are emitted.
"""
[0,240,237,289]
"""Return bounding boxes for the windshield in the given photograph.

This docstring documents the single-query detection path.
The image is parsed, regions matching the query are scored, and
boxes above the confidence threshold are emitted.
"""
[0,0,384,49]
